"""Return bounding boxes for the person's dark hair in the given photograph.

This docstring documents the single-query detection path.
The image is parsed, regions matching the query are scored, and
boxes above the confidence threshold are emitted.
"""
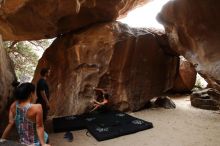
[14,83,35,101]
[95,90,103,101]
[11,80,20,88]
[40,68,50,77]
[104,93,109,100]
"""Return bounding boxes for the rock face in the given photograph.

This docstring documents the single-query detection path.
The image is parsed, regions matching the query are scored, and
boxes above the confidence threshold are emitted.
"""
[172,57,197,92]
[0,34,16,114]
[0,0,149,41]
[191,88,220,110]
[0,33,17,139]
[32,22,179,116]
[157,0,220,89]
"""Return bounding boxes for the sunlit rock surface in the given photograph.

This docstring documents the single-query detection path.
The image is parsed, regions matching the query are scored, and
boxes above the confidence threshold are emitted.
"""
[0,0,149,40]
[157,0,220,90]
[33,22,179,116]
[172,57,197,92]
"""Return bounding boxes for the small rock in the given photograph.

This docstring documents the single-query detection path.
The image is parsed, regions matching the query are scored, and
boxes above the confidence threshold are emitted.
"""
[154,96,176,109]
[190,88,220,110]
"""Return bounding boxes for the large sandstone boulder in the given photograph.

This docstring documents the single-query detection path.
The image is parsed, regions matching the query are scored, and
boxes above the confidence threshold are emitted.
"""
[157,0,220,89]
[0,34,16,136]
[172,57,197,92]
[0,0,149,41]
[33,22,179,116]
[0,34,16,114]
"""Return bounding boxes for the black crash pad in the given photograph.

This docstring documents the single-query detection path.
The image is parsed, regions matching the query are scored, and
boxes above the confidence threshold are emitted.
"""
[53,115,85,132]
[53,110,153,141]
[86,113,153,141]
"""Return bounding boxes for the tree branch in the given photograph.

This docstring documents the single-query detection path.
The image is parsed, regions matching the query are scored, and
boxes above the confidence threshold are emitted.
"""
[9,41,18,49]
[28,41,45,50]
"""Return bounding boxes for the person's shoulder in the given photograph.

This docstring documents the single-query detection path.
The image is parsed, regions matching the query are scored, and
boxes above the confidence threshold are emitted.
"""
[39,78,45,82]
[104,98,108,102]
[31,104,42,112]
[37,78,46,85]
[10,101,17,110]
[37,78,42,83]
[32,103,42,108]
[11,101,16,106]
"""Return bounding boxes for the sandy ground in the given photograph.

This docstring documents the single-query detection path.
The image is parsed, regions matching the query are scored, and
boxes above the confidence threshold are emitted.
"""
[49,96,220,146]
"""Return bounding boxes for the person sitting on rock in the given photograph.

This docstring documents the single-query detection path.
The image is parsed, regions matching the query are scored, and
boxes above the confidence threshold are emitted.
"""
[1,83,50,146]
[90,87,109,113]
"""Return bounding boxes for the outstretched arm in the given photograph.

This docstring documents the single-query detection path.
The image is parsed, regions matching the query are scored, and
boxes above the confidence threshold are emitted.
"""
[90,98,108,112]
[1,103,15,139]
[94,88,106,93]
[93,100,102,105]
[100,98,108,105]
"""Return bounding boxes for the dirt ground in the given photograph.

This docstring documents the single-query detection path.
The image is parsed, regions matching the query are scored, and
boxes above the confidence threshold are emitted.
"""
[50,96,220,146]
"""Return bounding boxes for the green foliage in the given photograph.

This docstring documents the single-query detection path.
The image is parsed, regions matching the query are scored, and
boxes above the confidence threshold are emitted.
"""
[3,39,53,81]
[4,41,39,81]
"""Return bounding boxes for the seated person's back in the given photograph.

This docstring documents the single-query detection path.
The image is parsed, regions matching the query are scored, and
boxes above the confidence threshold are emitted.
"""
[1,83,50,146]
